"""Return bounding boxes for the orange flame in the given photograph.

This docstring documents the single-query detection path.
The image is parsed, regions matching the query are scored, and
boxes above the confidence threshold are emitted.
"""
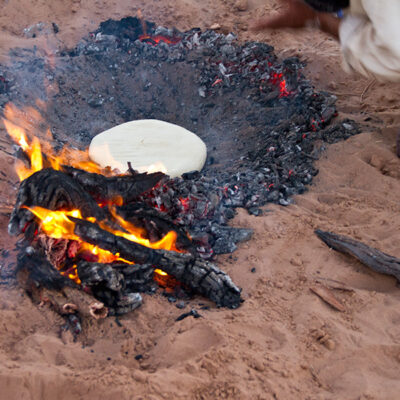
[138,34,181,46]
[2,103,108,181]
[5,103,182,286]
[27,206,178,282]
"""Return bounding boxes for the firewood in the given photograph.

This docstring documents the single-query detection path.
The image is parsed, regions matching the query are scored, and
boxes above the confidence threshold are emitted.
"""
[117,203,194,252]
[315,229,400,282]
[310,285,346,312]
[62,286,108,319]
[71,217,242,308]
[17,251,108,319]
[8,168,106,236]
[62,165,165,203]
[77,260,125,291]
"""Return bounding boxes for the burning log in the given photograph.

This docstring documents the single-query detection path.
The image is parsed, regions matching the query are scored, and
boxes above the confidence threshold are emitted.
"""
[315,230,400,282]
[76,260,125,291]
[61,165,165,204]
[116,203,194,252]
[8,168,106,236]
[71,217,242,308]
[17,251,108,319]
[8,165,242,313]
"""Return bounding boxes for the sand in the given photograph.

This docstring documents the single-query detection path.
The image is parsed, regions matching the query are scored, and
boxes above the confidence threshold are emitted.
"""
[0,1,400,399]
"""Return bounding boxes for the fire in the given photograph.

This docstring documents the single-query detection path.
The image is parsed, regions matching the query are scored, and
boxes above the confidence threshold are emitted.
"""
[5,103,183,287]
[3,103,169,179]
[138,34,181,46]
[270,72,290,98]
[28,207,82,240]
[109,207,179,251]
[29,206,180,253]
[27,205,179,283]
[2,103,107,181]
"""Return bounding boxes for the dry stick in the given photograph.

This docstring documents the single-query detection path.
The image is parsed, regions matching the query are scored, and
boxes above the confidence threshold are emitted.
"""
[315,229,400,282]
[360,78,376,103]
[310,285,346,312]
[71,217,242,308]
[312,276,355,292]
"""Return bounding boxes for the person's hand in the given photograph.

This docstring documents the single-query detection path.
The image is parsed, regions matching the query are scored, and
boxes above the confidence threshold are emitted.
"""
[250,0,317,31]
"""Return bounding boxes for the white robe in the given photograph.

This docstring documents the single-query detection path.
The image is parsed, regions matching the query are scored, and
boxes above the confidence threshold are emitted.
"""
[339,0,400,81]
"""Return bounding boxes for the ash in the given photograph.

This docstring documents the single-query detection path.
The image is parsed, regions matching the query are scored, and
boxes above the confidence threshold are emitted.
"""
[0,17,358,260]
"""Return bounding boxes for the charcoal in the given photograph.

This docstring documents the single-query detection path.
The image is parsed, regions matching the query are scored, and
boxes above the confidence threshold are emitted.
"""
[17,249,77,291]
[77,261,124,291]
[111,292,142,315]
[176,309,202,321]
[211,225,253,244]
[213,238,237,255]
[71,217,242,308]
[176,301,186,309]
[66,314,82,337]
[248,207,262,216]
[114,263,155,291]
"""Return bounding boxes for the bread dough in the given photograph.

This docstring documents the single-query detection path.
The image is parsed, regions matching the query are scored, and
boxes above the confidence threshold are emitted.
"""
[89,120,207,178]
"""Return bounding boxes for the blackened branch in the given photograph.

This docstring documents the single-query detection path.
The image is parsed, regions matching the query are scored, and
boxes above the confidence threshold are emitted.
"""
[71,217,242,308]
[315,229,400,282]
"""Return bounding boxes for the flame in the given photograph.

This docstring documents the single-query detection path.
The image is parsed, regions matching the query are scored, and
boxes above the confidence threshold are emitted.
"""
[27,205,179,283]
[3,103,169,180]
[138,34,181,46]
[5,103,181,286]
[3,119,29,151]
[107,206,179,251]
[28,207,81,240]
[2,103,108,181]
[270,72,290,97]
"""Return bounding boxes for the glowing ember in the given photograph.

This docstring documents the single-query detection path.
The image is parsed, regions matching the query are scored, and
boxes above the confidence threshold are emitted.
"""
[27,204,177,284]
[138,34,181,46]
[270,72,290,98]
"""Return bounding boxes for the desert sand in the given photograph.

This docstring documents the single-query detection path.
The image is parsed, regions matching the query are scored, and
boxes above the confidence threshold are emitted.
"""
[0,1,400,399]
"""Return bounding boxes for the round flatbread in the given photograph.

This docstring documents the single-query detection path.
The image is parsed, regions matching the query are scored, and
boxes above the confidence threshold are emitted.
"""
[89,120,207,178]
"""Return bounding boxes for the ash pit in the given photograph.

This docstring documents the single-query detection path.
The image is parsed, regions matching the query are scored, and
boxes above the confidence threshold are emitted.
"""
[0,17,359,321]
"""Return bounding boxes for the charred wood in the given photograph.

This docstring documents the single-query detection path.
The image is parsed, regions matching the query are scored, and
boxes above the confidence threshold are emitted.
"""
[112,263,155,291]
[71,217,242,308]
[109,292,142,316]
[8,168,106,236]
[117,203,194,252]
[77,260,125,291]
[62,166,165,203]
[315,229,400,282]
[17,250,75,291]
[17,251,108,319]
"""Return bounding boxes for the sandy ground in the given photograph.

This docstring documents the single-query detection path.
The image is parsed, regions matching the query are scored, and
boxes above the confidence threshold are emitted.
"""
[0,0,400,399]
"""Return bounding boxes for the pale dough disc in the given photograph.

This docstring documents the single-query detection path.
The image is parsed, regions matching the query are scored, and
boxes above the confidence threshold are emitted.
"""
[89,120,207,178]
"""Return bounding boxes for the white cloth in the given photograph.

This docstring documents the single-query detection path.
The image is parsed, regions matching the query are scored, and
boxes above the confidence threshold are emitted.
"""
[339,0,400,82]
